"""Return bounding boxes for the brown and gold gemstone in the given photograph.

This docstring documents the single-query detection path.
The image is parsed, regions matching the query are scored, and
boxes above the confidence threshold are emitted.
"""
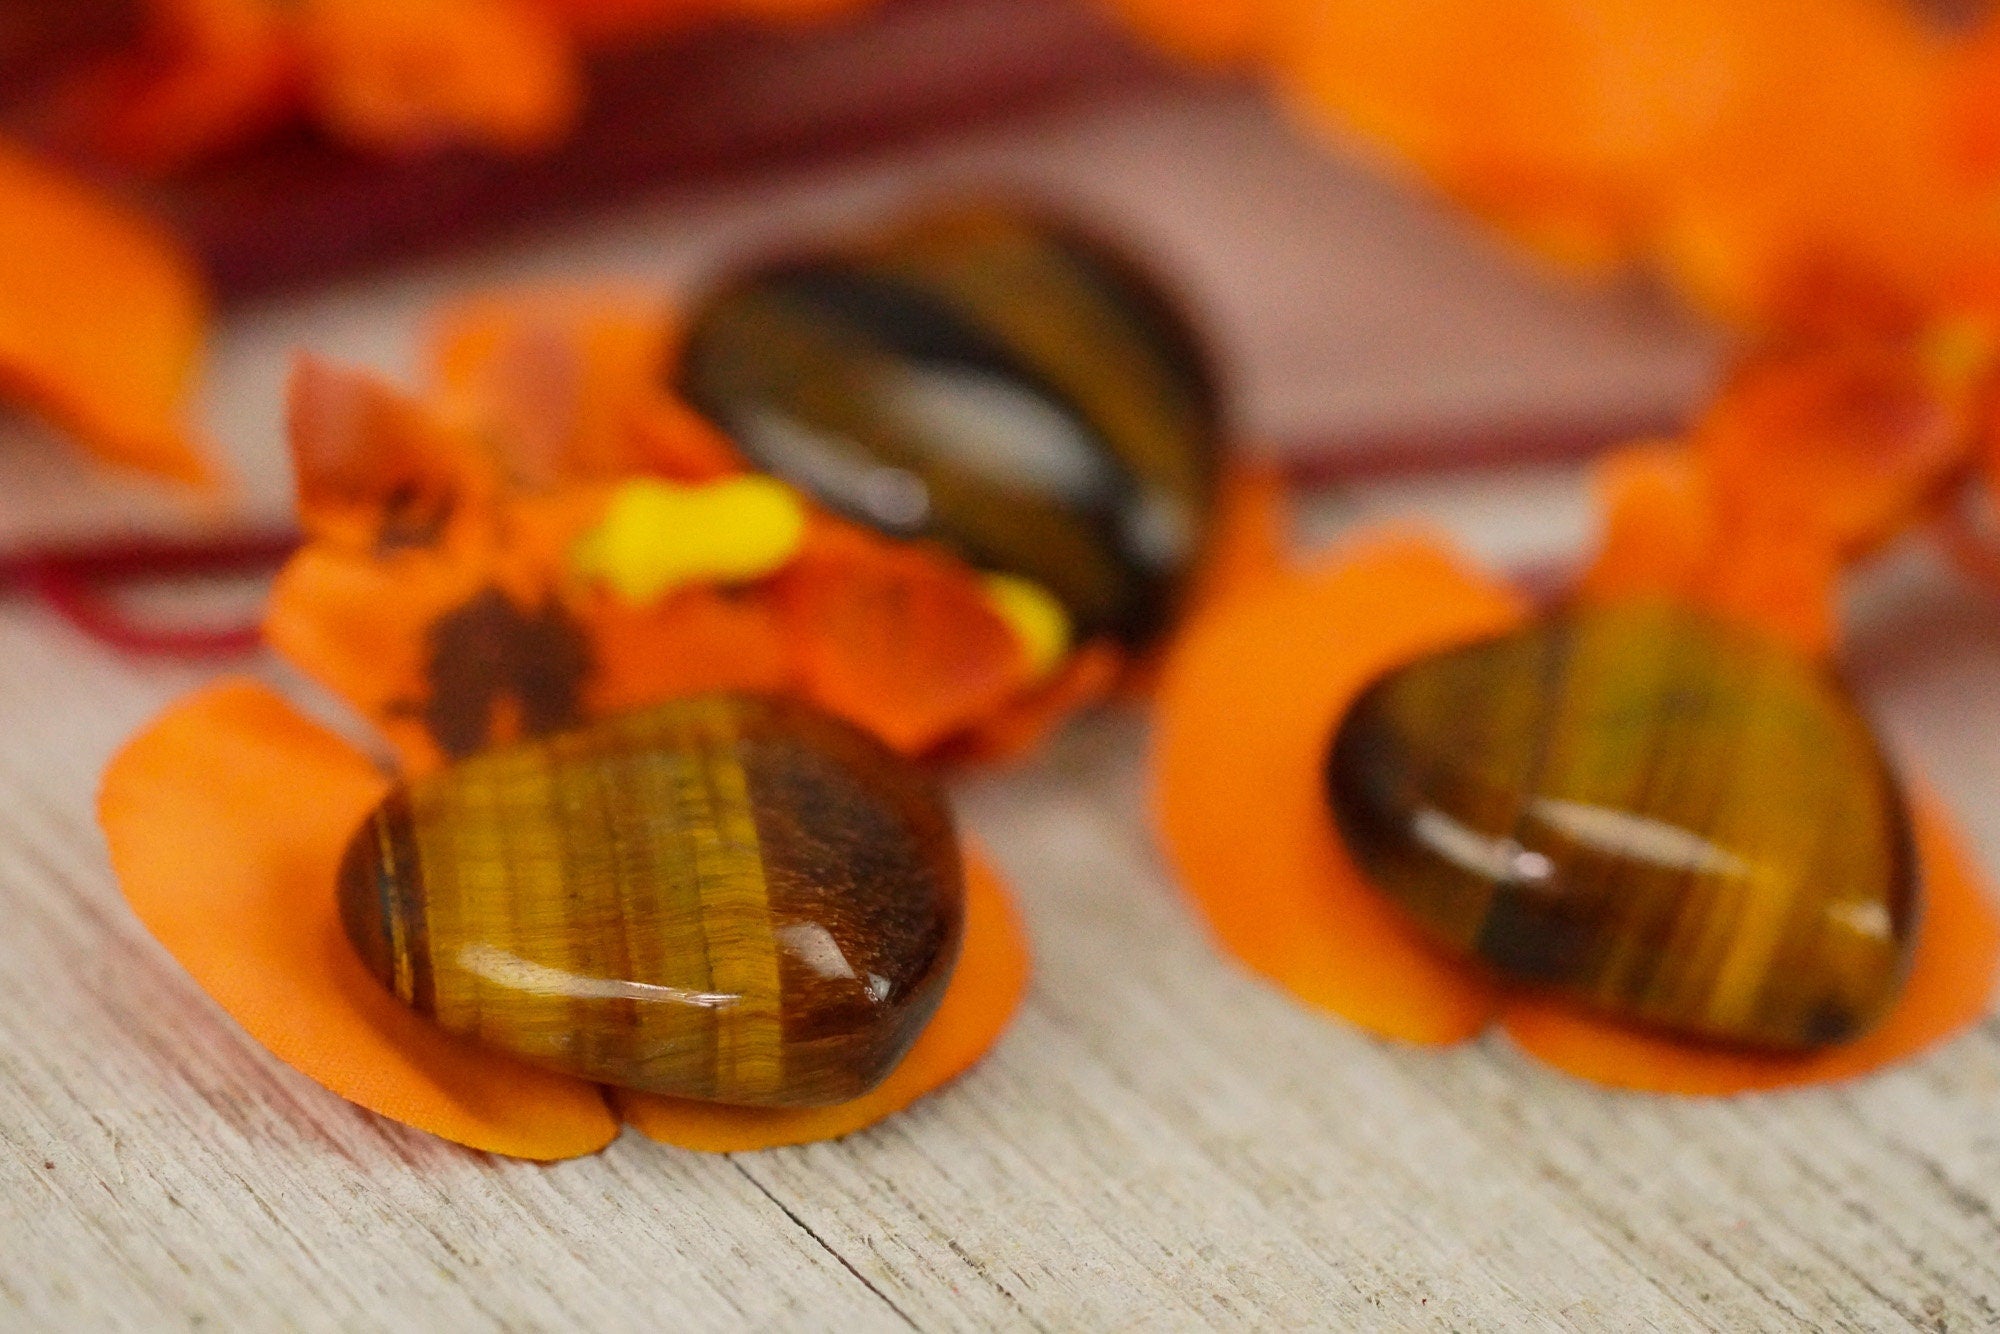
[1326,600,1919,1050]
[338,693,964,1107]
[676,203,1223,645]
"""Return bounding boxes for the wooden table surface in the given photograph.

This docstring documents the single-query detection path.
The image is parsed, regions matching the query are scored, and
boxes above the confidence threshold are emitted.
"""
[7,87,2000,1332]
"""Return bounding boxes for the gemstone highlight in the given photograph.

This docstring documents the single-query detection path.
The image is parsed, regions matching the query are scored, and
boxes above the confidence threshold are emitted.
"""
[676,204,1222,645]
[1326,600,1918,1050]
[338,694,964,1106]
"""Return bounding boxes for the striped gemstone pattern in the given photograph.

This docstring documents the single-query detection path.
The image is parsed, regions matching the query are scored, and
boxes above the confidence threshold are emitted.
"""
[677,204,1223,645]
[338,695,964,1106]
[1326,601,1918,1051]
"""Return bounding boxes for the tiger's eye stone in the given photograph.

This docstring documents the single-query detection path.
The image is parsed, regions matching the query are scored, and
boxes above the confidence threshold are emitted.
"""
[337,694,963,1107]
[676,204,1222,645]
[1327,601,1918,1051]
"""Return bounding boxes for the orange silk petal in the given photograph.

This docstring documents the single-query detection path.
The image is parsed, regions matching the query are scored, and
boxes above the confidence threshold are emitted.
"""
[1269,0,1742,273]
[1182,459,1293,621]
[1576,443,1714,606]
[945,640,1123,765]
[1501,793,2000,1094]
[1696,339,1970,557]
[623,395,750,482]
[582,586,801,717]
[1700,522,1840,660]
[1252,0,1972,317]
[98,678,619,1160]
[1954,14,2000,180]
[1579,442,1838,658]
[264,543,495,774]
[428,291,728,486]
[1152,532,1528,1044]
[0,140,210,483]
[288,355,495,549]
[299,0,582,154]
[615,844,1030,1151]
[782,523,1030,755]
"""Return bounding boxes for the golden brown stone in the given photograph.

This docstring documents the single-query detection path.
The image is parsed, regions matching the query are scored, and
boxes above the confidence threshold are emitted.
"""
[1326,600,1918,1050]
[338,694,964,1106]
[676,204,1222,645]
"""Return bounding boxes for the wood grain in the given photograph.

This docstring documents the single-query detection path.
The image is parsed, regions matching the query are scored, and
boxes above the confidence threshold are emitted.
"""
[4,530,2000,1328]
[4,76,1999,1333]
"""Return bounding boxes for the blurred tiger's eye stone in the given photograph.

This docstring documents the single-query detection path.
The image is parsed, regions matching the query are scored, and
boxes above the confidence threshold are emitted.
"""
[338,694,963,1107]
[1327,601,1918,1051]
[677,204,1222,645]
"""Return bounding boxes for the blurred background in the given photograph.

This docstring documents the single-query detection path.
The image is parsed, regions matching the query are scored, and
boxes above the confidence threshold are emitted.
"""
[14,10,2000,1326]
[0,0,1716,568]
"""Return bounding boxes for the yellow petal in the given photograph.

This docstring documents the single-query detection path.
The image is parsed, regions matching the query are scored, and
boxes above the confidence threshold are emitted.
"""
[980,572,1071,680]
[572,475,807,604]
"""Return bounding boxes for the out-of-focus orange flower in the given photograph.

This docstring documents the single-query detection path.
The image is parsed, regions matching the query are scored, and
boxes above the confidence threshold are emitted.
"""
[0,138,211,482]
[1112,0,1998,326]
[99,673,1030,1157]
[53,0,578,166]
[95,289,1079,1158]
[299,0,581,155]
[0,0,885,482]
[52,0,880,169]
[1153,440,2000,1094]
[1100,0,2000,1090]
[264,294,1121,772]
[1577,312,1993,656]
[1113,0,2000,641]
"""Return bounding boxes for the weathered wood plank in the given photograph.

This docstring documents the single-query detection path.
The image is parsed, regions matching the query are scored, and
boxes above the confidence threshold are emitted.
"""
[8,591,2000,1330]
[5,84,1999,1333]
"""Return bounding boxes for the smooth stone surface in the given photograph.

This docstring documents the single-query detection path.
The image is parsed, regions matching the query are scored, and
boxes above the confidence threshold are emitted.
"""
[676,204,1222,645]
[1327,600,1919,1050]
[338,694,964,1107]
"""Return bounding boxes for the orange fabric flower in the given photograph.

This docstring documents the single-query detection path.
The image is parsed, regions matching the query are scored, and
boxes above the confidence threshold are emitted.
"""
[98,676,1029,1158]
[52,0,882,169]
[298,0,583,156]
[1115,0,2000,631]
[1114,0,2000,327]
[268,288,1121,770]
[95,289,1086,1155]
[1580,310,1990,656]
[1106,0,2000,1090]
[88,280,1263,1152]
[0,137,211,482]
[1152,458,2000,1094]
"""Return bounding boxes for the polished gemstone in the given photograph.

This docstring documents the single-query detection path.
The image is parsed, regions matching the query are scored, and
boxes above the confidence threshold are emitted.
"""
[338,694,964,1106]
[676,204,1222,644]
[1326,601,1918,1050]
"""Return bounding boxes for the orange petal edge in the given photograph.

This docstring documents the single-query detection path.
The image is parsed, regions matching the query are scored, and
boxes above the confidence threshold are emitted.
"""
[1151,529,1529,1044]
[0,139,212,484]
[97,678,620,1160]
[99,678,1029,1156]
